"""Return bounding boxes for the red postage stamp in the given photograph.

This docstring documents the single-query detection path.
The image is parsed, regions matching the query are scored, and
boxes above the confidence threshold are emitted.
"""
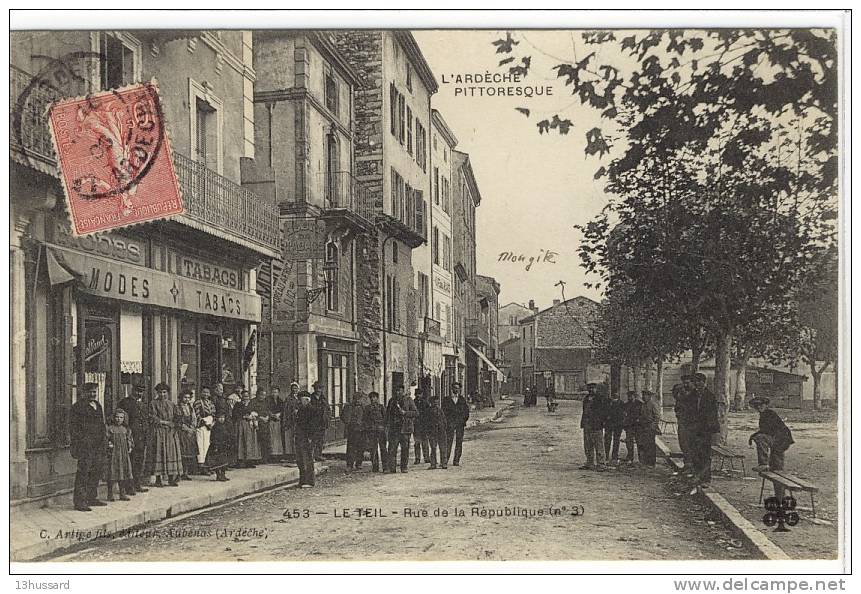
[48,81,184,235]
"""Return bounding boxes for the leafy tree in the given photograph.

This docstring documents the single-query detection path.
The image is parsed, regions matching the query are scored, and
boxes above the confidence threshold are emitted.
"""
[494,29,838,439]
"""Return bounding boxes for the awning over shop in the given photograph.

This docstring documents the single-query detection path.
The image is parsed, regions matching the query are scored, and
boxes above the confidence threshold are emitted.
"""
[467,344,504,381]
[422,340,444,376]
[46,248,77,286]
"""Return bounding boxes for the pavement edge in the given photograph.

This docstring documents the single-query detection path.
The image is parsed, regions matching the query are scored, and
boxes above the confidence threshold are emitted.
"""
[656,437,790,561]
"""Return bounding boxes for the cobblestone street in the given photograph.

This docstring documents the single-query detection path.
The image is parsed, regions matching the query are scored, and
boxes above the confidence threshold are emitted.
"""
[56,399,754,562]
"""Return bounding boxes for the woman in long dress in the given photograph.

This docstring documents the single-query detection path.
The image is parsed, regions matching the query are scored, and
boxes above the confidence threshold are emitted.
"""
[232,390,261,468]
[194,386,216,475]
[144,382,183,487]
[176,389,199,478]
[267,388,285,461]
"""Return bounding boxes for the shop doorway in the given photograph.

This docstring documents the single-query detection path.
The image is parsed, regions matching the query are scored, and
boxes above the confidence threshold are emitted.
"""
[199,332,221,390]
[79,303,119,416]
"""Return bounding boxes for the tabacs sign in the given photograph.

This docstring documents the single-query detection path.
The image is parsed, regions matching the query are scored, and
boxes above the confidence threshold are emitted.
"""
[282,219,326,261]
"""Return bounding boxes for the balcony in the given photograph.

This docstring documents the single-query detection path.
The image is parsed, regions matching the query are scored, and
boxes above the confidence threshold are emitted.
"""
[378,196,426,249]
[10,64,66,169]
[465,318,489,347]
[10,66,279,256]
[316,170,375,232]
[172,152,279,256]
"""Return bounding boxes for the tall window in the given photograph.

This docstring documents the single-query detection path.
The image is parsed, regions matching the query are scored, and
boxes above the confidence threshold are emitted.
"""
[415,122,427,172]
[326,133,339,207]
[415,189,424,236]
[434,167,440,205]
[445,304,452,339]
[433,227,440,265]
[195,98,217,170]
[390,83,398,137]
[325,70,339,115]
[325,242,339,311]
[406,64,413,92]
[398,94,406,145]
[99,32,137,91]
[443,234,451,271]
[418,273,429,318]
[406,106,413,155]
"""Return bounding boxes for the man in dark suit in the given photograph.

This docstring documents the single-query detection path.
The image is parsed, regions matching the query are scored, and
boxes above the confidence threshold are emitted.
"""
[69,383,109,511]
[443,382,470,467]
[690,373,721,487]
[117,384,150,493]
[579,382,609,471]
[310,381,331,461]
[385,386,418,473]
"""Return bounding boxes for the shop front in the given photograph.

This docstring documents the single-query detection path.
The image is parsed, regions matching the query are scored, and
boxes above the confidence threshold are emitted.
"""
[20,222,263,499]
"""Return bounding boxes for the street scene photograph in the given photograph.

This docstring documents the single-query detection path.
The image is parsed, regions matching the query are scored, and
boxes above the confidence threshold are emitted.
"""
[7,11,847,573]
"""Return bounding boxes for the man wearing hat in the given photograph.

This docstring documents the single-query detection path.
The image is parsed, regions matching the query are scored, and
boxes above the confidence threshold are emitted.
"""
[749,397,794,497]
[117,384,150,492]
[310,381,330,461]
[579,382,608,471]
[69,383,109,511]
[672,375,696,475]
[443,382,470,466]
[689,373,720,487]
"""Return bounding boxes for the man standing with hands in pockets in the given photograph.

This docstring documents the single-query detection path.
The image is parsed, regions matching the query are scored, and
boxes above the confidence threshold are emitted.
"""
[443,382,470,467]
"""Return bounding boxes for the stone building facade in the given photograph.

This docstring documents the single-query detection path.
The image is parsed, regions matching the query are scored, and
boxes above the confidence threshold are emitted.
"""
[518,296,607,398]
[251,31,370,430]
[334,30,437,401]
[10,30,278,500]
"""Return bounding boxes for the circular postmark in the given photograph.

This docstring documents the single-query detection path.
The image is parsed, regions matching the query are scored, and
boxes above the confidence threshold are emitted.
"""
[13,51,166,201]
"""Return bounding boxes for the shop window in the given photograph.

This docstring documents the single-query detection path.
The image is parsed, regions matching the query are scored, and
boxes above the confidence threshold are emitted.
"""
[81,309,118,415]
[119,310,144,400]
[325,242,340,312]
[221,329,239,390]
[199,331,221,390]
[180,319,198,390]
[326,352,349,418]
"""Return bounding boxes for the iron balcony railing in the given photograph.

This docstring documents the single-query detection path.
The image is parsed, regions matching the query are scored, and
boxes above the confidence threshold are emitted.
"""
[316,170,375,224]
[10,64,66,163]
[11,65,278,253]
[172,152,279,253]
[465,318,489,346]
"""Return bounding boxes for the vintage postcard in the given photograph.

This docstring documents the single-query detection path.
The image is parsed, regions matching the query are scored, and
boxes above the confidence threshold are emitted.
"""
[7,10,849,578]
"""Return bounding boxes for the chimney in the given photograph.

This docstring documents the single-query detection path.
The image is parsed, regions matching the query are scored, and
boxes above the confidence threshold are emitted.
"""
[553,299,561,307]
[528,299,535,312]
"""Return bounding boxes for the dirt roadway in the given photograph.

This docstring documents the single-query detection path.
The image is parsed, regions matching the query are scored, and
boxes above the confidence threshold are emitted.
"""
[57,399,754,562]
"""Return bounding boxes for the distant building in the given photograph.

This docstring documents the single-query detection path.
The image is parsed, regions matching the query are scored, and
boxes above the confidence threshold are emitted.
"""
[519,296,606,397]
[499,302,533,341]
[473,274,503,401]
[499,335,522,395]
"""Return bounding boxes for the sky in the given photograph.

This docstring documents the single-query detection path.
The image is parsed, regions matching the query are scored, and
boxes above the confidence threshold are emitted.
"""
[413,30,614,311]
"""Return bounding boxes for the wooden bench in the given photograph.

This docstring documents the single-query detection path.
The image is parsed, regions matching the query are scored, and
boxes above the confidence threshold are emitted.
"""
[711,444,747,477]
[758,470,820,518]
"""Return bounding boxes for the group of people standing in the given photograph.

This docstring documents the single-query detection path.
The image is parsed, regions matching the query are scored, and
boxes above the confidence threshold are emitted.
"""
[578,382,664,472]
[341,382,472,474]
[68,379,335,510]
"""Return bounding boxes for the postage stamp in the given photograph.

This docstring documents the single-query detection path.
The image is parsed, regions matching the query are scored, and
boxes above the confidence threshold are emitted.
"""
[47,81,184,235]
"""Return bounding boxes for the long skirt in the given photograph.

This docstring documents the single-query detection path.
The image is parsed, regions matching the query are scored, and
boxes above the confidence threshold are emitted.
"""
[269,419,285,456]
[282,425,295,456]
[178,428,199,474]
[236,419,261,462]
[196,426,211,464]
[144,426,183,479]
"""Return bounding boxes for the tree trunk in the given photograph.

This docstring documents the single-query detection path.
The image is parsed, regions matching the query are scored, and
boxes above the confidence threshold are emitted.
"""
[632,362,642,396]
[644,360,653,392]
[713,328,733,445]
[811,369,821,410]
[656,357,664,410]
[733,353,749,412]
[690,343,702,374]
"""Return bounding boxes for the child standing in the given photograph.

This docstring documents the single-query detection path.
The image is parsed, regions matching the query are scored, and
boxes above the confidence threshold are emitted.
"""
[206,411,233,482]
[105,409,135,501]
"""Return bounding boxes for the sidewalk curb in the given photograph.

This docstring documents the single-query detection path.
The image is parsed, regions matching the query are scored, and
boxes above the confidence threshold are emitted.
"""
[14,464,329,562]
[656,437,790,561]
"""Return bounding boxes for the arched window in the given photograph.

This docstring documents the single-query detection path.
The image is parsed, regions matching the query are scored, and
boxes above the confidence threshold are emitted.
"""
[325,241,339,312]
